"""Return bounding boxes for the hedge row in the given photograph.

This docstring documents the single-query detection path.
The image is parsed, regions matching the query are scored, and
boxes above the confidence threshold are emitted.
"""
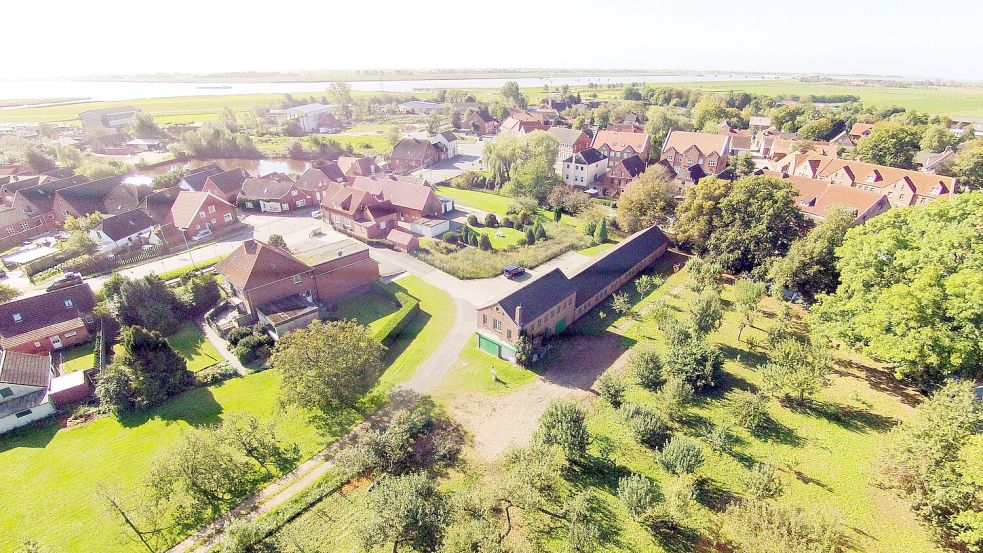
[157,254,227,281]
[373,288,420,345]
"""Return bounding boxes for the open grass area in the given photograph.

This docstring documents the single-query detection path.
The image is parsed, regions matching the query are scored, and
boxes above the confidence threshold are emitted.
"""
[0,278,453,552]
[253,133,391,157]
[472,225,526,249]
[437,186,586,230]
[58,341,97,373]
[435,335,542,397]
[333,288,401,336]
[577,240,615,256]
[166,322,223,371]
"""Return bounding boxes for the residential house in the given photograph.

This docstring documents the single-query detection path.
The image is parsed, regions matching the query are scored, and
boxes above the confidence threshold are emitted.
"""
[398,101,444,114]
[947,115,983,138]
[601,155,647,197]
[337,156,382,179]
[78,106,141,135]
[561,148,608,190]
[548,127,591,170]
[0,207,55,251]
[592,130,652,168]
[160,191,238,242]
[240,177,311,212]
[660,130,730,188]
[269,103,338,133]
[463,111,499,135]
[607,122,645,133]
[390,138,441,173]
[0,283,96,354]
[432,131,460,158]
[139,186,182,224]
[749,116,773,132]
[178,164,225,192]
[914,147,956,174]
[848,122,874,142]
[476,226,669,361]
[763,170,891,224]
[12,175,88,218]
[296,164,347,203]
[88,208,160,251]
[202,168,250,204]
[386,227,419,252]
[0,351,56,435]
[321,188,400,240]
[322,174,451,239]
[214,238,380,336]
[784,153,957,207]
[1,175,42,206]
[52,177,149,224]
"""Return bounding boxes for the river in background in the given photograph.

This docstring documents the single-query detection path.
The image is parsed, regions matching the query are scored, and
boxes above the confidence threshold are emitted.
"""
[0,73,791,103]
[123,158,313,185]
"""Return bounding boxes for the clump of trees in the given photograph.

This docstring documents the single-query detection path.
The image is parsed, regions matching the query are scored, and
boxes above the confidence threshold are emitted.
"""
[96,326,193,413]
[481,131,560,201]
[102,273,221,335]
[615,167,677,233]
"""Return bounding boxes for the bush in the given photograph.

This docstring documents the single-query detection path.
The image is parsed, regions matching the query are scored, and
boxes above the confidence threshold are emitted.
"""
[628,344,663,390]
[716,500,843,553]
[193,362,238,387]
[478,234,492,251]
[618,473,660,519]
[705,422,733,452]
[656,377,694,422]
[659,436,704,475]
[596,373,626,407]
[525,227,536,245]
[233,333,274,364]
[467,214,479,226]
[372,289,420,345]
[442,231,459,244]
[501,216,513,228]
[729,389,768,431]
[225,326,254,347]
[535,400,589,461]
[483,213,498,227]
[620,403,670,449]
[742,463,782,500]
[660,475,697,526]
[664,336,723,392]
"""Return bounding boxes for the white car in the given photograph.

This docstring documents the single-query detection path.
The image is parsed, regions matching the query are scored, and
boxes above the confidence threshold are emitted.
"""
[191,229,213,241]
[310,209,322,219]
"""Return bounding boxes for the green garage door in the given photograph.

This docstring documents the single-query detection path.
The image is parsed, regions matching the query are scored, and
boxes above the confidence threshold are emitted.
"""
[555,318,567,333]
[478,334,501,357]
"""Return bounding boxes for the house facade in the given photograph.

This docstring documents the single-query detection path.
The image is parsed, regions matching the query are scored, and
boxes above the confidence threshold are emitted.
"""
[463,111,499,135]
[0,351,57,435]
[764,170,891,224]
[561,148,608,190]
[548,128,591,170]
[202,168,250,204]
[601,155,647,197]
[660,130,730,187]
[162,191,238,241]
[240,177,311,212]
[476,226,669,362]
[432,131,460,158]
[269,103,336,133]
[592,130,652,168]
[78,106,141,135]
[0,283,96,354]
[390,138,442,173]
[88,208,160,251]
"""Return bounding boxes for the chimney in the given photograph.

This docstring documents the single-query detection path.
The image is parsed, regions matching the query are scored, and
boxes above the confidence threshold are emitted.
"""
[515,305,523,327]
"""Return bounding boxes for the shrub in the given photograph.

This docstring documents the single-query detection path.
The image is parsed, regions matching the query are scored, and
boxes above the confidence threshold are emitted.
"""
[442,231,458,244]
[233,334,274,364]
[501,216,513,228]
[535,399,589,461]
[584,219,598,237]
[656,377,694,422]
[664,336,723,392]
[467,214,479,226]
[729,389,768,431]
[372,290,420,345]
[478,234,492,251]
[193,362,238,387]
[596,373,626,407]
[660,475,696,526]
[225,326,254,347]
[525,227,536,245]
[659,436,704,475]
[618,473,660,519]
[742,463,782,500]
[628,344,663,390]
[716,500,843,553]
[483,213,498,227]
[705,422,733,452]
[620,403,670,449]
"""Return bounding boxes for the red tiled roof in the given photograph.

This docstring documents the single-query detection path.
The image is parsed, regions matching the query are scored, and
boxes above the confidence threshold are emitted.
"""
[241,177,295,200]
[592,130,651,153]
[661,130,727,157]
[349,175,438,212]
[214,239,310,292]
[0,283,95,349]
[167,191,231,229]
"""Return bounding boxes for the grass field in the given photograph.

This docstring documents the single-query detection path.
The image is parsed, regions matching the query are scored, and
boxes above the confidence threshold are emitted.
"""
[166,322,223,371]
[0,277,453,552]
[435,335,541,396]
[472,225,526,249]
[58,342,97,372]
[333,288,401,336]
[436,186,586,229]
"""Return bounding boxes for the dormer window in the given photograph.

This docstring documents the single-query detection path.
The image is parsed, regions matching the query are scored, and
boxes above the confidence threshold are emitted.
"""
[64,299,73,308]
[12,313,22,322]
[930,187,941,194]
[292,275,302,284]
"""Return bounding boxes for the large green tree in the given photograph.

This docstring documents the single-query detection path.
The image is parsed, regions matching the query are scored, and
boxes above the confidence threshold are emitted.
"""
[768,206,854,303]
[96,326,193,413]
[814,192,983,382]
[103,274,182,335]
[676,175,809,274]
[272,319,385,413]
[940,140,983,192]
[615,167,676,233]
[854,124,923,169]
[357,472,448,553]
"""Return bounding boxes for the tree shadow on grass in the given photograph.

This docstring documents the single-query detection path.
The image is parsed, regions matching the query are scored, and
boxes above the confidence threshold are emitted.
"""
[645,519,703,553]
[833,358,923,408]
[751,414,803,448]
[117,385,224,429]
[795,399,897,433]
[718,343,768,370]
[702,371,759,401]
[697,477,739,513]
[540,332,634,391]
[0,417,60,451]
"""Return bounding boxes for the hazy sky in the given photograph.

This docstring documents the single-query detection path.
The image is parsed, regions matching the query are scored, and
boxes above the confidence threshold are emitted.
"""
[7,0,981,80]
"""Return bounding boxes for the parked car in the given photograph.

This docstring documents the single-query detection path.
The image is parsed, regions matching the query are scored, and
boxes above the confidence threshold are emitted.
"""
[503,265,526,279]
[310,209,322,219]
[46,271,83,291]
[191,229,213,241]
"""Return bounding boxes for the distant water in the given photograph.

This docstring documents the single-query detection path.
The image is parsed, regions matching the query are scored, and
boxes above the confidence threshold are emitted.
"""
[124,158,313,185]
[0,73,791,103]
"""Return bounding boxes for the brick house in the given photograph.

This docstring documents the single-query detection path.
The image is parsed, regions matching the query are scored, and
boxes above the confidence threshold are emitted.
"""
[0,207,56,251]
[202,168,250,204]
[159,191,238,243]
[337,156,382,179]
[52,176,149,224]
[561,148,608,189]
[848,122,874,142]
[88,208,160,251]
[321,188,400,240]
[390,138,441,173]
[782,153,957,207]
[1,175,41,206]
[0,350,58,435]
[660,130,730,187]
[591,130,652,168]
[12,175,88,218]
[214,239,380,336]
[178,165,224,192]
[601,155,647,197]
[239,177,312,212]
[296,164,347,203]
[0,283,96,354]
[476,226,669,362]
[763,170,891,225]
[463,111,499,135]
[548,127,591,170]
[321,174,450,239]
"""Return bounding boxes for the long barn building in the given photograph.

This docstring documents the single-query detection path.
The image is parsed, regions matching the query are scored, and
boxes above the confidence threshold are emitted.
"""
[475,226,669,362]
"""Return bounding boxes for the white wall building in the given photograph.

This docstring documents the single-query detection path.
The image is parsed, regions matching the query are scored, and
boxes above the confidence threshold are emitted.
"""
[561,148,608,191]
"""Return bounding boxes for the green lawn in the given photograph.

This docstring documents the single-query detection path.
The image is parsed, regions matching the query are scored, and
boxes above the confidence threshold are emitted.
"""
[472,225,526,249]
[333,289,401,336]
[0,278,454,552]
[435,335,541,397]
[58,342,97,373]
[436,186,586,230]
[166,322,223,371]
[577,240,614,256]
